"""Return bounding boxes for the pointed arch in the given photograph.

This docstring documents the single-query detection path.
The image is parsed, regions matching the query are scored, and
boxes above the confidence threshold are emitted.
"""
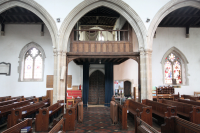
[18,42,46,82]
[148,0,200,50]
[0,0,58,48]
[161,47,189,85]
[59,0,147,52]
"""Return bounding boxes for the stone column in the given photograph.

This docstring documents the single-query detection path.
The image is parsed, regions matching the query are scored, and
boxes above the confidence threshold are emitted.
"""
[53,49,57,104]
[139,48,153,101]
[56,50,62,102]
[139,49,147,101]
[58,52,67,101]
[145,50,152,100]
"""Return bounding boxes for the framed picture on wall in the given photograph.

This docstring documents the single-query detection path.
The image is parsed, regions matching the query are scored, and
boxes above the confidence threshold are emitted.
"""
[0,62,11,76]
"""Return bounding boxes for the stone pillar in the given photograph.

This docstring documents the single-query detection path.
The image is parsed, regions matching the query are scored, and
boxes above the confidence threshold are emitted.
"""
[139,49,147,100]
[58,52,67,101]
[56,51,62,102]
[145,50,152,100]
[53,49,57,104]
[139,49,153,101]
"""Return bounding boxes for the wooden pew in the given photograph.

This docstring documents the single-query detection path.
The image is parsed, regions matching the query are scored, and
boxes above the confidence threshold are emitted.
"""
[7,99,50,128]
[2,118,33,133]
[158,99,200,124]
[181,95,199,101]
[113,100,127,130]
[142,99,177,123]
[0,99,36,127]
[0,99,18,106]
[135,116,200,133]
[161,116,200,133]
[0,96,11,102]
[11,96,24,100]
[176,98,200,106]
[135,116,160,133]
[48,118,65,133]
[125,99,152,126]
[35,100,64,132]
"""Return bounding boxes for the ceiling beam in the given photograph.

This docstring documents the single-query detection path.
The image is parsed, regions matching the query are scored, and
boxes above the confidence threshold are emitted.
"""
[166,14,200,17]
[84,13,119,18]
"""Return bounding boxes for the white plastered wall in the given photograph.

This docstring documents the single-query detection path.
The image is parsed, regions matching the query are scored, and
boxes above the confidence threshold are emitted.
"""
[152,27,200,95]
[0,24,53,97]
[34,0,170,30]
[67,61,83,90]
[114,59,138,96]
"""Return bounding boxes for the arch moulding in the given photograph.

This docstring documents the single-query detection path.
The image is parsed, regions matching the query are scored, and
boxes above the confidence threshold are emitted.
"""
[148,0,200,50]
[59,0,147,52]
[0,0,58,48]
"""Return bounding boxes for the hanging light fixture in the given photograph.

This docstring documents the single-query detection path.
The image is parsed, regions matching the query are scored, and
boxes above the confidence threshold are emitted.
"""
[99,59,101,64]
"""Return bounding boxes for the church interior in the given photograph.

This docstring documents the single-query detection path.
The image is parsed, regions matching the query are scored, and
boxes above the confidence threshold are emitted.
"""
[0,0,200,132]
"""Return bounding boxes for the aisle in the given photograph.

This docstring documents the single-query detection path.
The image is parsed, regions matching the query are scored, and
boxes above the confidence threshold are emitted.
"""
[68,107,134,133]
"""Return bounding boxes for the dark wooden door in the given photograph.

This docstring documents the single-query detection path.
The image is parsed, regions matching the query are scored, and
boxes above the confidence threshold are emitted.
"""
[88,70,105,105]
[124,81,131,97]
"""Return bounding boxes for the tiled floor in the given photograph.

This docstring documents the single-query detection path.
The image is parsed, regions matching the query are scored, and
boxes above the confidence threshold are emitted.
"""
[67,107,135,133]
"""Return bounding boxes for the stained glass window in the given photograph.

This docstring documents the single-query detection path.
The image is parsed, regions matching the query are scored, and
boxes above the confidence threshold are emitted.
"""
[164,53,182,84]
[34,55,43,79]
[24,48,43,80]
[173,61,182,84]
[164,61,172,84]
[24,55,33,79]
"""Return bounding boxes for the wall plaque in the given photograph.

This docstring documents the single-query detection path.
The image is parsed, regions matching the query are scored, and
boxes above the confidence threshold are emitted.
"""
[0,62,11,76]
[67,75,72,88]
[46,75,54,88]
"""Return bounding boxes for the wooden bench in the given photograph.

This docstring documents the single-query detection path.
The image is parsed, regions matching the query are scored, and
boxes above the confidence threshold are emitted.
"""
[0,99,18,106]
[0,99,36,127]
[62,100,83,131]
[125,99,152,126]
[176,98,200,106]
[135,116,160,133]
[161,116,200,133]
[142,99,177,123]
[135,116,200,133]
[35,100,64,132]
[113,100,127,130]
[181,94,200,101]
[0,96,11,102]
[158,99,200,124]
[7,99,50,128]
[2,118,33,133]
[48,118,65,133]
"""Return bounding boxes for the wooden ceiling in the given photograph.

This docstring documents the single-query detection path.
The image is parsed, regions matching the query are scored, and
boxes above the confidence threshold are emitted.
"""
[73,58,129,65]
[0,7,43,24]
[79,6,120,30]
[159,6,200,27]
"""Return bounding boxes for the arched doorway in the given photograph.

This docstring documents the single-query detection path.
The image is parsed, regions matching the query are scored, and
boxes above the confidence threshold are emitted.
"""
[124,81,131,97]
[88,70,105,105]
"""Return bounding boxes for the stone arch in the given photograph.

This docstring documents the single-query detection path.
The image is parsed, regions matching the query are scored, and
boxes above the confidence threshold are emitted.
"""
[161,46,189,85]
[59,0,147,52]
[148,0,200,50]
[0,0,57,48]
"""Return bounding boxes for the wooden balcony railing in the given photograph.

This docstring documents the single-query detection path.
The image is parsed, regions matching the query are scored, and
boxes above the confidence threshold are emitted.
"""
[70,29,133,53]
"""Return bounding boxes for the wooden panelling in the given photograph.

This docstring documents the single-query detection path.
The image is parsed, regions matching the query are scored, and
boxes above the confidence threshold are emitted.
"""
[46,75,53,88]
[91,43,95,52]
[96,43,101,52]
[84,43,89,52]
[70,41,133,53]
[102,43,107,52]
[67,75,72,88]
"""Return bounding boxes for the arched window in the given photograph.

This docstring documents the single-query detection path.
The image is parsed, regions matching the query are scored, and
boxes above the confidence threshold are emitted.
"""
[18,42,46,82]
[164,53,182,84]
[161,47,189,85]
